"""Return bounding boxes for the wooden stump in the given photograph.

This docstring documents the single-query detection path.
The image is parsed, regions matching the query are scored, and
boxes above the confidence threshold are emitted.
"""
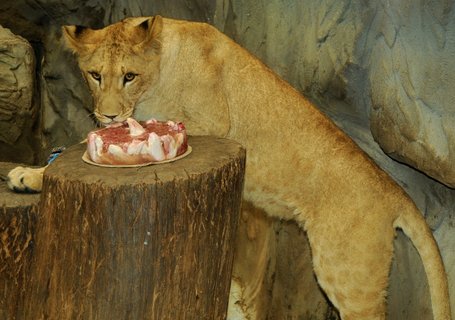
[19,136,245,320]
[0,163,40,320]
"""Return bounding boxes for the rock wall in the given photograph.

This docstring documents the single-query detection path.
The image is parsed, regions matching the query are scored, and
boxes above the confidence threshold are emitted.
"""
[0,25,37,164]
[1,0,455,319]
[367,0,455,188]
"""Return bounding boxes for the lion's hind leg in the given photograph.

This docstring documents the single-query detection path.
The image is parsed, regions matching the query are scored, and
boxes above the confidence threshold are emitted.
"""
[306,219,395,320]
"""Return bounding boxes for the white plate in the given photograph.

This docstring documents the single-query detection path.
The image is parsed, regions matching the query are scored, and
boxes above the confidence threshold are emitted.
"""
[82,145,192,168]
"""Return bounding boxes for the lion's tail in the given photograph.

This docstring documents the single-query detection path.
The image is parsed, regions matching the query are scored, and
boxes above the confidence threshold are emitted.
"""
[394,201,451,320]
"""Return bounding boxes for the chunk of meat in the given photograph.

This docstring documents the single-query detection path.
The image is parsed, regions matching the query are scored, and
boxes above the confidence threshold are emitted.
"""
[87,118,188,165]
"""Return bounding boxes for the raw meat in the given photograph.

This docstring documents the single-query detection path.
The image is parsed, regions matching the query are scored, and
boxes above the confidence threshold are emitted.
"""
[87,118,188,165]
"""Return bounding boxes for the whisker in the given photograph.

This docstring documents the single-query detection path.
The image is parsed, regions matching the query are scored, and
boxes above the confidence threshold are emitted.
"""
[87,112,102,127]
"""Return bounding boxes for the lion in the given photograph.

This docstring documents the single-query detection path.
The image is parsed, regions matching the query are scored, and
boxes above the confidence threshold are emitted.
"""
[7,15,451,319]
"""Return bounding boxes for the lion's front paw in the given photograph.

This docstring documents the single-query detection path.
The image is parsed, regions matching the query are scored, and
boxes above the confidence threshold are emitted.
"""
[7,166,45,193]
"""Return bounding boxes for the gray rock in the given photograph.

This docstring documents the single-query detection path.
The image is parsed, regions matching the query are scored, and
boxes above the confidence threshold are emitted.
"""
[366,0,455,188]
[39,26,94,152]
[0,25,37,164]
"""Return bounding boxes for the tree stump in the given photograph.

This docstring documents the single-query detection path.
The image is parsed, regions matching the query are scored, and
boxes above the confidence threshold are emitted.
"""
[20,136,245,320]
[0,162,40,320]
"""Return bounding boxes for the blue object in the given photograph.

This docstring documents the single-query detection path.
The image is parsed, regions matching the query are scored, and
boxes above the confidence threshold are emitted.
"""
[47,146,66,164]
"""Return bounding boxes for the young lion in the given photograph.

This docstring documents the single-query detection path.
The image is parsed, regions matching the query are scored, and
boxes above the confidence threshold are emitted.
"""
[9,16,451,319]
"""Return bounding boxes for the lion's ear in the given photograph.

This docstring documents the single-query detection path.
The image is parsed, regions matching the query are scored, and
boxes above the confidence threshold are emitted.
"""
[62,25,97,55]
[134,15,163,54]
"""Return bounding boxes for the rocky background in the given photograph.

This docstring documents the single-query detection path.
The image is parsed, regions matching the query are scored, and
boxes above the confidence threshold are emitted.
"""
[1,0,455,319]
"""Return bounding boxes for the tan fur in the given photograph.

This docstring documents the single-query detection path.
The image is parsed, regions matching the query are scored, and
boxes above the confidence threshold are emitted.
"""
[7,166,46,193]
[15,16,450,319]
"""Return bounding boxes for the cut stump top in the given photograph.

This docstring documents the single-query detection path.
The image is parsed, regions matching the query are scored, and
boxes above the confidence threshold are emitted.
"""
[45,135,246,187]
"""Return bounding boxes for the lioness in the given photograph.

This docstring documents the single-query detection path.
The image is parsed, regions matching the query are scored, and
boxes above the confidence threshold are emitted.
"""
[8,16,451,319]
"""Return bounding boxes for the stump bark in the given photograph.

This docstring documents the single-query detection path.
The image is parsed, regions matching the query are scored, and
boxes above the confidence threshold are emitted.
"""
[20,136,245,320]
[0,163,40,320]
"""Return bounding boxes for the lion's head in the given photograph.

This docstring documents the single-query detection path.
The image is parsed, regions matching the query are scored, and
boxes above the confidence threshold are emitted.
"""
[62,16,163,124]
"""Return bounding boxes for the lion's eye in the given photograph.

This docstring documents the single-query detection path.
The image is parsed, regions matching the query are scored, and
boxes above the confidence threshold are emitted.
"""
[89,71,101,82]
[124,72,136,83]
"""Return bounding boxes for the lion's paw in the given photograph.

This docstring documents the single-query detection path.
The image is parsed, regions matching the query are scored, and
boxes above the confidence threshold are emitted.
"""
[7,166,45,193]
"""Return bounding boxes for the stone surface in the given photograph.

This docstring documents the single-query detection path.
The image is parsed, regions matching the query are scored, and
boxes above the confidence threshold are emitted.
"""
[0,0,455,319]
[366,0,455,188]
[0,25,37,164]
[39,26,94,154]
